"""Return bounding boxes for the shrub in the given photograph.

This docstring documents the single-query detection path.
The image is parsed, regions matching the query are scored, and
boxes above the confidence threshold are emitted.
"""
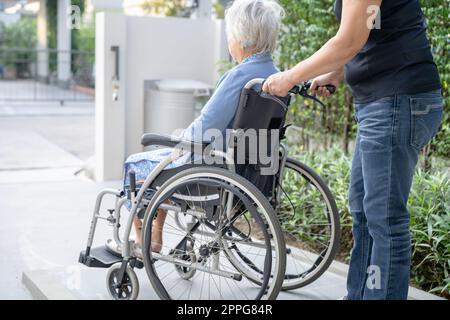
[408,169,450,297]
[288,145,450,298]
[0,17,37,77]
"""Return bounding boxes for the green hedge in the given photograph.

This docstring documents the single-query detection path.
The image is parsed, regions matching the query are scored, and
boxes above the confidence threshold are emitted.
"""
[289,146,450,298]
[276,0,450,158]
[0,17,37,76]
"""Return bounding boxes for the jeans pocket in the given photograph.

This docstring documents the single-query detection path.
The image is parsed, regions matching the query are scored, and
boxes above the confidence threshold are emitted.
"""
[410,95,443,150]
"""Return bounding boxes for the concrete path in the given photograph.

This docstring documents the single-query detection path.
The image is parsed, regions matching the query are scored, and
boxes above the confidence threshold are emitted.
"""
[22,258,441,300]
[0,100,95,299]
[0,80,93,102]
[22,263,349,300]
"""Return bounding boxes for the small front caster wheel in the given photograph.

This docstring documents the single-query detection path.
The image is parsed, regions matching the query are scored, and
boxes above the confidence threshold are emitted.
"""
[106,264,139,300]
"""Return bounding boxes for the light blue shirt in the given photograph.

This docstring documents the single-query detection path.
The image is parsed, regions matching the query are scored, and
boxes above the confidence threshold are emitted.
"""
[183,53,279,147]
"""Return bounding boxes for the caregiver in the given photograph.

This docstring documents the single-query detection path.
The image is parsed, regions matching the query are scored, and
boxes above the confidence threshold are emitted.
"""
[263,0,443,300]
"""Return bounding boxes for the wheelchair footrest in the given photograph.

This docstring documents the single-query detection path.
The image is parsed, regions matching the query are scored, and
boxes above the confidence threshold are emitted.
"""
[79,246,122,268]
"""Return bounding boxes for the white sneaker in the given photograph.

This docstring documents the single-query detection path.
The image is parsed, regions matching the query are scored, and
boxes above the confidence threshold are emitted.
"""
[105,239,122,255]
[337,295,348,300]
[105,239,141,258]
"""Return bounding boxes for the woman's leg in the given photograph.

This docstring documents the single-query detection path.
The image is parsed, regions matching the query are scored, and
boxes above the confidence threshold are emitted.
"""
[354,92,442,299]
[133,207,167,253]
[150,208,167,253]
[133,217,143,245]
[354,96,405,299]
[346,132,373,300]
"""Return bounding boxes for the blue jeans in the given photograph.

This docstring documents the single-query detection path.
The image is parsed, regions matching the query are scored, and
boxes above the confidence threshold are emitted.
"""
[346,90,443,300]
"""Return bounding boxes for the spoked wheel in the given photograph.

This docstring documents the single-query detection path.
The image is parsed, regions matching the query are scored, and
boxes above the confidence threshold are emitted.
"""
[276,157,340,290]
[141,167,286,300]
[106,264,139,300]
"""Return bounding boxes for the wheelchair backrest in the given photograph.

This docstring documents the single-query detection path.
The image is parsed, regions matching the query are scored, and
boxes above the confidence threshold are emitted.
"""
[232,87,291,134]
[231,82,291,200]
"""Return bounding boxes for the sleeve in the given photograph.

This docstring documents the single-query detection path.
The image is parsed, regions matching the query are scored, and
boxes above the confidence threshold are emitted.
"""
[183,67,247,143]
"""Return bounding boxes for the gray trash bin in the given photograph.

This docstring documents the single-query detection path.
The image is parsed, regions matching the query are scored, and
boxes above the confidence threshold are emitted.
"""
[144,79,212,136]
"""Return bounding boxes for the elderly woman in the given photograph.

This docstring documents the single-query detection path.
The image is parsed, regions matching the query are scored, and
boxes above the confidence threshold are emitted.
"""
[106,0,284,256]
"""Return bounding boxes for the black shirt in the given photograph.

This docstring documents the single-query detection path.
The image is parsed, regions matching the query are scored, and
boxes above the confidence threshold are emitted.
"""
[334,0,441,103]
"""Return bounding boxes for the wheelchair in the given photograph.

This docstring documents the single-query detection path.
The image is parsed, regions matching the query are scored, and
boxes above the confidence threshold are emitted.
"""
[79,78,341,300]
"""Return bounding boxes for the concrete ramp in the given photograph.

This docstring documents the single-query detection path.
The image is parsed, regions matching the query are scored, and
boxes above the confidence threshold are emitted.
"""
[22,259,443,300]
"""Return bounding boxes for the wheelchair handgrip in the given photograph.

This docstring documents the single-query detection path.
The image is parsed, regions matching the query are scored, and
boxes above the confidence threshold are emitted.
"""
[288,85,300,95]
[303,81,336,94]
[289,81,336,95]
[325,85,336,94]
[129,171,136,195]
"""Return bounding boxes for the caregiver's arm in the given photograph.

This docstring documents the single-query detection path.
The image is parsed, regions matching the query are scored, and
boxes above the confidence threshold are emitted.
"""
[263,0,382,96]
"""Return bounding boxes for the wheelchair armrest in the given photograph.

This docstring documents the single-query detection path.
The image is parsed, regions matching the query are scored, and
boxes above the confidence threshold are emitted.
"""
[141,133,211,153]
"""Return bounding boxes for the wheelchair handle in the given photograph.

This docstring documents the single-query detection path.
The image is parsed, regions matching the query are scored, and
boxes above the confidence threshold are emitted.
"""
[244,78,265,90]
[244,78,335,97]
[129,170,137,196]
[289,81,336,95]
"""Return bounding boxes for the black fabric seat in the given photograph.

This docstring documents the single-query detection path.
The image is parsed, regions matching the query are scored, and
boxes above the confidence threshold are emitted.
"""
[150,163,227,191]
[232,89,290,199]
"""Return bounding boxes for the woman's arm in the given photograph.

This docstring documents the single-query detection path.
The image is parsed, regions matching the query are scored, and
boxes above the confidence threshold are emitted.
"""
[263,0,382,96]
[310,67,344,97]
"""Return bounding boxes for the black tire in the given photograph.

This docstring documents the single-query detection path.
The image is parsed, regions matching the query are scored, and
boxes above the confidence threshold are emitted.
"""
[141,167,286,300]
[277,157,340,290]
[106,264,139,300]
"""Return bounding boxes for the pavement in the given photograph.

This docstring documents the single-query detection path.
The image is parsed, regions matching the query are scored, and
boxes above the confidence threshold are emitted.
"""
[0,99,98,299]
[0,99,443,300]
[0,80,93,102]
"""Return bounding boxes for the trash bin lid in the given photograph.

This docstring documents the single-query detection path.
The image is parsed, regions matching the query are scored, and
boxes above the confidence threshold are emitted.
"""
[152,79,212,94]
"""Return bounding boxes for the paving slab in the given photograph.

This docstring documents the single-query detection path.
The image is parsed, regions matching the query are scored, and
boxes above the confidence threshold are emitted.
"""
[0,98,96,299]
[0,168,83,184]
[0,101,94,116]
[0,178,121,299]
[22,264,348,300]
[22,257,443,300]
[0,130,84,170]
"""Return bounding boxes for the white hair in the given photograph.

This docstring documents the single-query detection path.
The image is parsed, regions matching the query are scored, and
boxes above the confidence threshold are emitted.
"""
[225,0,284,54]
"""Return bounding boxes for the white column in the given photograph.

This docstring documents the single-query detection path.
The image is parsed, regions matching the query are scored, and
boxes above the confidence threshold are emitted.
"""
[191,0,212,19]
[36,0,48,81]
[95,12,127,181]
[57,0,72,84]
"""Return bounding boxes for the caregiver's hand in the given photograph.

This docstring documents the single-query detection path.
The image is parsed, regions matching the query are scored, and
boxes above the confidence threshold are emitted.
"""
[262,70,297,97]
[310,71,343,97]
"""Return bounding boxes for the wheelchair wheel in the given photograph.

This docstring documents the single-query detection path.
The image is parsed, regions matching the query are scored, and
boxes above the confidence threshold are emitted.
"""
[276,157,340,290]
[141,167,286,300]
[106,264,139,300]
[224,157,340,290]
